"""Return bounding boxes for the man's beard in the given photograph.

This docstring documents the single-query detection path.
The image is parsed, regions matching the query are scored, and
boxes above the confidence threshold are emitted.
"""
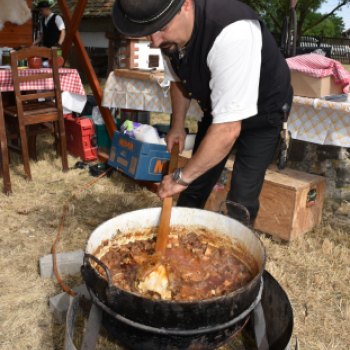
[160,42,179,57]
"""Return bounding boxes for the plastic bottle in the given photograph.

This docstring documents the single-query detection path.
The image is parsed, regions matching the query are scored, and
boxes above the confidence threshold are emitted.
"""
[120,120,141,138]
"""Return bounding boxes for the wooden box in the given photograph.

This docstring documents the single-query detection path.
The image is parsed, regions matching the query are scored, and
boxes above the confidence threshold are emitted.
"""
[178,151,326,241]
[290,71,343,98]
[254,165,326,240]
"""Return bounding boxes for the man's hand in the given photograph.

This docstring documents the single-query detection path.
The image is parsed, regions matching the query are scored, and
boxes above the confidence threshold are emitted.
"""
[165,126,187,153]
[158,174,188,201]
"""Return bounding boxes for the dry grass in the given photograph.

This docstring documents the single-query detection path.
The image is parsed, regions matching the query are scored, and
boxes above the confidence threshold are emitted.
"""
[0,133,349,350]
[342,63,350,74]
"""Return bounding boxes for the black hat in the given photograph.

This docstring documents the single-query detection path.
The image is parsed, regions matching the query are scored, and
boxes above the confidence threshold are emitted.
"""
[113,0,186,37]
[36,1,50,9]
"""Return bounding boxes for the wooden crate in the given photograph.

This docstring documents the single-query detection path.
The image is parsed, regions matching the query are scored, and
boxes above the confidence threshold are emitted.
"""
[178,151,326,241]
[255,165,326,240]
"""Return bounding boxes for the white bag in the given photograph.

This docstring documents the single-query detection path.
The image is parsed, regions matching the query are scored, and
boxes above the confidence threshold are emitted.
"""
[134,124,161,145]
[92,106,105,125]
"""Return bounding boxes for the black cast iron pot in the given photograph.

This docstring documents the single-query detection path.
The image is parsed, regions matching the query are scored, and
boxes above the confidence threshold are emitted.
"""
[81,207,266,331]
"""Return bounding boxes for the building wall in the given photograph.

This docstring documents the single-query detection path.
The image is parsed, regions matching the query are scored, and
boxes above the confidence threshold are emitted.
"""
[78,18,115,33]
[79,32,109,48]
[134,41,164,70]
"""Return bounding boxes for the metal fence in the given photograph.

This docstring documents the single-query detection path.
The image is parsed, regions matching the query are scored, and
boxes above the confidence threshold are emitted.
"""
[299,35,350,63]
[273,33,350,63]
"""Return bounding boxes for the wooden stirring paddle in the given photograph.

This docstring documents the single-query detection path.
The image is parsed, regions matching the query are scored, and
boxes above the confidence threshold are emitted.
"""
[155,142,179,255]
[136,143,179,299]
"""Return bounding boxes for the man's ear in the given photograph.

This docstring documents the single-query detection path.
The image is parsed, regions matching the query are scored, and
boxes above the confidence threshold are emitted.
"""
[182,0,193,14]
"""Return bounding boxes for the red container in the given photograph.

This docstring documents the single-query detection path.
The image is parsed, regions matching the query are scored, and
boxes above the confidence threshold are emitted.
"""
[28,56,42,69]
[64,115,98,161]
[48,56,64,68]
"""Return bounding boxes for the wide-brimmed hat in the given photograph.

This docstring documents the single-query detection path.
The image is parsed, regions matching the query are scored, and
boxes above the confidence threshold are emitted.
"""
[113,0,186,37]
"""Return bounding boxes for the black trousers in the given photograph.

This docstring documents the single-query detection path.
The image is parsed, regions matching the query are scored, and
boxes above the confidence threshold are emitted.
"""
[177,97,293,222]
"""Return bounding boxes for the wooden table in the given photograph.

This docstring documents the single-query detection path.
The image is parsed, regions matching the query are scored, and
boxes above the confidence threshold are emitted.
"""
[288,94,350,147]
[101,69,202,118]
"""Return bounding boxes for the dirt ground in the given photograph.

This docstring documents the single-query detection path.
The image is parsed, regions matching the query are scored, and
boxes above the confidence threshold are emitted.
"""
[1,112,350,350]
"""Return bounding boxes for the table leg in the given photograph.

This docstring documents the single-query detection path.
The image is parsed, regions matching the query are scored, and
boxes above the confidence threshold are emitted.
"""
[0,93,12,194]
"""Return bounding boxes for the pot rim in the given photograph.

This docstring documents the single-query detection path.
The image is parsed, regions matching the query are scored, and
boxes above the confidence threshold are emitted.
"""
[85,207,266,304]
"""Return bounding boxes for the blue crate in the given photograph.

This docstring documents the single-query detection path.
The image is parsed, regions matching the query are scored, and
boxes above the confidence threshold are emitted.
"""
[108,131,170,182]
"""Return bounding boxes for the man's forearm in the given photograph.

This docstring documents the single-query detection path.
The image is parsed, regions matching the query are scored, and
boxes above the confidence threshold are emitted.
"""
[57,30,66,45]
[33,33,43,46]
[181,121,241,183]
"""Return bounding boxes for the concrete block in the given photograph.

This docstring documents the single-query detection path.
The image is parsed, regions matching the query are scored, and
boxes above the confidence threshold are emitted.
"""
[50,284,90,324]
[39,250,84,278]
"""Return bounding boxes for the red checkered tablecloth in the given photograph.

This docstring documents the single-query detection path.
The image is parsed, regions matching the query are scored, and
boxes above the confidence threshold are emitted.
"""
[0,68,85,95]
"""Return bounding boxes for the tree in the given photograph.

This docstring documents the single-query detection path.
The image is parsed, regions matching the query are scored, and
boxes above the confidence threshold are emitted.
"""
[304,12,345,37]
[241,0,350,38]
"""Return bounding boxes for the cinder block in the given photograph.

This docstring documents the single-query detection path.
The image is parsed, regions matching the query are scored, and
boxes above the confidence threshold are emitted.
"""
[50,284,90,324]
[39,250,84,278]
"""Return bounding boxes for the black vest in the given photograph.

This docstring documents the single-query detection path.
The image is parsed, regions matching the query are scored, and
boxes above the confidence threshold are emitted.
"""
[170,0,292,117]
[42,14,61,48]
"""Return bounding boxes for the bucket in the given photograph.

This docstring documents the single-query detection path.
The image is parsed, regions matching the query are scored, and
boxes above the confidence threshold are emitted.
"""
[120,109,150,125]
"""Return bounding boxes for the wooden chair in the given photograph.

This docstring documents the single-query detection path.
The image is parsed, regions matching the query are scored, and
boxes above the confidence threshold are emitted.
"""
[3,47,68,181]
[0,92,12,194]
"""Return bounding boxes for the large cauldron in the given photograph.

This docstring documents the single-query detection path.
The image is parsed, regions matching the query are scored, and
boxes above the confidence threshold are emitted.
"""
[81,207,266,349]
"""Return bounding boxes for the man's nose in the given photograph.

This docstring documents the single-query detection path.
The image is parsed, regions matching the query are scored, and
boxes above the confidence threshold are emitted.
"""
[150,32,162,48]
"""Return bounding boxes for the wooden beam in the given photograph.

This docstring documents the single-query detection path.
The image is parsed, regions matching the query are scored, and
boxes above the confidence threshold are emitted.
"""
[61,0,89,62]
[57,0,117,140]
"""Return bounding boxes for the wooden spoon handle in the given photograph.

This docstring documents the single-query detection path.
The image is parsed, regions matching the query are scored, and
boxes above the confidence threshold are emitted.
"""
[155,143,179,255]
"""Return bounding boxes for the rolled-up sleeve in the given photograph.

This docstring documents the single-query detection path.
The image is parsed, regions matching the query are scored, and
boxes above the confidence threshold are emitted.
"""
[207,20,262,124]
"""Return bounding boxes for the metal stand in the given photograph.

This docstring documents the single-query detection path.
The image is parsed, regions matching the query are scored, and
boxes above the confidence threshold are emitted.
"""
[65,271,296,350]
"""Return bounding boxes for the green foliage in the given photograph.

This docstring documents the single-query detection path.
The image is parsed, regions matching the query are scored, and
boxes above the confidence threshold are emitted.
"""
[304,12,345,37]
[240,0,349,38]
[33,0,55,6]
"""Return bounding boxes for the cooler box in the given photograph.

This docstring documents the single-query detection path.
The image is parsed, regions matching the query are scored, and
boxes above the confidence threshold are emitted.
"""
[64,115,98,161]
[108,131,170,182]
[94,118,121,148]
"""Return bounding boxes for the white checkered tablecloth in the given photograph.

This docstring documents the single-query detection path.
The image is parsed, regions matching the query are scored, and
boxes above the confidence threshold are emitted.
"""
[102,71,350,147]
[289,95,350,147]
[0,68,85,95]
[102,71,203,119]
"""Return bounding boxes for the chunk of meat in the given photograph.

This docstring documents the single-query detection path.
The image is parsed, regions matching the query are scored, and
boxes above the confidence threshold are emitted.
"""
[187,232,200,247]
[180,267,209,282]
[166,265,181,293]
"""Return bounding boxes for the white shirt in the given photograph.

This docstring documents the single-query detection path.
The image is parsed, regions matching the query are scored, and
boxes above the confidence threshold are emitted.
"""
[162,20,262,124]
[39,13,65,33]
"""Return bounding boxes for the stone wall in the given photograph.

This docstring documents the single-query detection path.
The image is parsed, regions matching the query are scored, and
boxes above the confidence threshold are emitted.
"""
[286,139,350,208]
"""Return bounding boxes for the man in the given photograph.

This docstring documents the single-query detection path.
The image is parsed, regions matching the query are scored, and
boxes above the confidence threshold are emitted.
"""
[113,0,293,224]
[32,1,65,48]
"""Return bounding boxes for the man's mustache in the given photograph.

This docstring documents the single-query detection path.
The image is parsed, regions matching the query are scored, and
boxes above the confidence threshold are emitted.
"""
[159,41,175,49]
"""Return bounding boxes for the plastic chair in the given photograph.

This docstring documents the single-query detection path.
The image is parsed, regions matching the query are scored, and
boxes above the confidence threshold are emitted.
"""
[3,47,68,181]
